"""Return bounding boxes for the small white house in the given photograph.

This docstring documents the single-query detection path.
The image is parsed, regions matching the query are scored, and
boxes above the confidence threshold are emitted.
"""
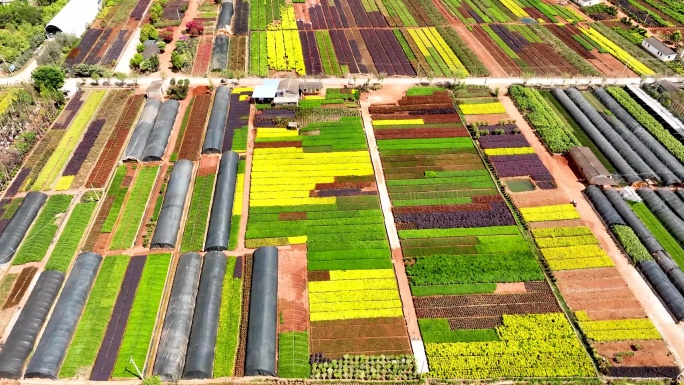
[572,0,601,7]
[642,37,677,61]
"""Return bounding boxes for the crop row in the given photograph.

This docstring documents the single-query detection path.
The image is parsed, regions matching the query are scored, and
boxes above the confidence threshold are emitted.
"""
[214,257,242,377]
[578,27,653,76]
[31,91,106,191]
[425,313,594,378]
[67,91,133,189]
[406,27,468,77]
[509,86,579,153]
[109,166,159,251]
[44,200,97,272]
[250,32,268,77]
[87,95,145,189]
[576,311,661,341]
[111,253,171,378]
[308,269,402,321]
[59,256,129,378]
[520,204,580,222]
[180,173,216,253]
[13,194,73,265]
[178,94,212,161]
[459,102,506,115]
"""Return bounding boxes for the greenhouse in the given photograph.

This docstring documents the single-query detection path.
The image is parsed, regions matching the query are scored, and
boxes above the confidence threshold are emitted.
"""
[205,151,239,251]
[151,160,193,249]
[0,192,47,264]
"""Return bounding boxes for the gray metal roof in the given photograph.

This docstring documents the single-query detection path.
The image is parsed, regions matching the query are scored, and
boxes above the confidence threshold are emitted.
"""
[643,37,676,56]
[569,146,617,186]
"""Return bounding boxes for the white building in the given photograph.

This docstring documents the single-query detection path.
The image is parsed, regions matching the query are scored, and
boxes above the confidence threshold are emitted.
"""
[572,0,601,7]
[642,37,677,62]
[45,0,101,37]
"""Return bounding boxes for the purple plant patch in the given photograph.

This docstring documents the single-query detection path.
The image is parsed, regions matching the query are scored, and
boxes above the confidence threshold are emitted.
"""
[394,201,515,229]
[479,134,530,149]
[5,168,29,198]
[490,154,555,186]
[62,119,106,176]
[233,256,243,278]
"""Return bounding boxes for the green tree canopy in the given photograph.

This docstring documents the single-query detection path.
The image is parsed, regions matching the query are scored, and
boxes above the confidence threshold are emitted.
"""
[31,65,64,91]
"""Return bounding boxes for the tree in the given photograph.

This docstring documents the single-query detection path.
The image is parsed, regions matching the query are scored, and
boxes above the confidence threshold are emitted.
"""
[156,41,167,52]
[171,51,185,70]
[103,69,113,85]
[148,55,160,72]
[130,53,144,68]
[671,30,682,44]
[140,24,159,42]
[114,72,127,86]
[31,65,64,92]
[159,27,174,43]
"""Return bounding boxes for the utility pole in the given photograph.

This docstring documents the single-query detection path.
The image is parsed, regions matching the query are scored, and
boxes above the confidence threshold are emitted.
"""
[129,357,144,379]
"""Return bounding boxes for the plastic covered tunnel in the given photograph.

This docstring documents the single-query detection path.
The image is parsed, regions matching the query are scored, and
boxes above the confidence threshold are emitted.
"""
[123,98,162,162]
[245,246,278,377]
[154,252,202,381]
[0,270,65,379]
[202,86,231,154]
[211,35,229,72]
[143,100,181,161]
[183,251,227,379]
[205,151,239,251]
[25,252,102,379]
[151,159,193,248]
[638,260,684,321]
[0,192,47,264]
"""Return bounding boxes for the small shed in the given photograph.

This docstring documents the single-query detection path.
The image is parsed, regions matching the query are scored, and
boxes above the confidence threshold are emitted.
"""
[300,81,323,95]
[642,37,677,62]
[571,0,600,6]
[274,95,299,107]
[146,80,164,100]
[142,40,160,60]
[252,79,280,104]
[278,78,301,96]
[569,146,618,186]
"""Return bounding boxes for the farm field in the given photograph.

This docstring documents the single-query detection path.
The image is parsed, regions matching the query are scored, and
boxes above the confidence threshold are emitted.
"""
[368,86,594,378]
[246,92,413,362]
[2,80,684,383]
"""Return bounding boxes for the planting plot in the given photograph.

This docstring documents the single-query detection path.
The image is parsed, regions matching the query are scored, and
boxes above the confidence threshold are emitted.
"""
[44,200,98,272]
[228,160,245,251]
[369,87,592,378]
[247,100,410,358]
[2,267,36,309]
[178,94,212,161]
[109,166,160,251]
[64,90,132,189]
[112,253,171,378]
[180,158,217,253]
[90,256,147,381]
[87,95,145,189]
[60,256,129,379]
[31,91,106,191]
[214,256,242,377]
[12,194,73,265]
[474,123,556,189]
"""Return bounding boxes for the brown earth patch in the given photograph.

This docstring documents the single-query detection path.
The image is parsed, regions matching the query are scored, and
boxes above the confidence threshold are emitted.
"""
[494,282,527,294]
[510,189,571,208]
[2,267,37,309]
[278,245,309,333]
[198,155,218,177]
[310,317,411,357]
[595,340,676,369]
[555,267,646,319]
[308,270,330,282]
